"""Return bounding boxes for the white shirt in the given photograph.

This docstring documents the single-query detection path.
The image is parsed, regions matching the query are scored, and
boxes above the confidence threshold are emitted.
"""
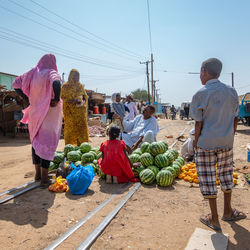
[125,102,138,121]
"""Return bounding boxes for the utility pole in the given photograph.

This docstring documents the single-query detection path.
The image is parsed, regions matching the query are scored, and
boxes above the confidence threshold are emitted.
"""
[232,72,234,87]
[151,53,154,103]
[140,60,151,103]
[62,73,65,83]
[153,80,159,102]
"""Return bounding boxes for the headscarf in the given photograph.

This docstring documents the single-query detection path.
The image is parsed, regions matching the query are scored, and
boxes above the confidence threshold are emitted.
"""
[12,54,61,142]
[111,92,126,118]
[61,69,87,105]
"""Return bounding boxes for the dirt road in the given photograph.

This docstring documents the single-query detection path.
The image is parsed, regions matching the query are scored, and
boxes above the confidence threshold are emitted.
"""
[0,119,249,250]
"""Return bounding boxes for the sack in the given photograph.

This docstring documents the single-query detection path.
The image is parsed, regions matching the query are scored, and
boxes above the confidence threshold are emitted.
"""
[66,163,95,195]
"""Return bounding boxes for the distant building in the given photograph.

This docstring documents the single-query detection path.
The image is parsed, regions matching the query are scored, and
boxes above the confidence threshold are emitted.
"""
[0,72,18,90]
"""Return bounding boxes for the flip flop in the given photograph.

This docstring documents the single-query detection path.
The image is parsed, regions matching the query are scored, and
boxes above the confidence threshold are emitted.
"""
[222,209,247,221]
[200,215,222,232]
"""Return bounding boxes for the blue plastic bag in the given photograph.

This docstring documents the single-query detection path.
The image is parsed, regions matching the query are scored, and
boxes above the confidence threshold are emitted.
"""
[66,163,95,195]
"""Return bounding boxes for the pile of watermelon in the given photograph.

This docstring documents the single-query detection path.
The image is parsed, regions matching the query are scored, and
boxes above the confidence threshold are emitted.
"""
[49,143,105,178]
[129,141,185,187]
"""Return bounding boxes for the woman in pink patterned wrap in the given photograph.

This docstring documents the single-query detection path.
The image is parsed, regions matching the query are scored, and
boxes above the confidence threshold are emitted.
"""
[12,54,62,187]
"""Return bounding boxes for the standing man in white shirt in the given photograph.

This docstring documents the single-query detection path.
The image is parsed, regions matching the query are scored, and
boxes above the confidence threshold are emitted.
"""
[125,95,138,121]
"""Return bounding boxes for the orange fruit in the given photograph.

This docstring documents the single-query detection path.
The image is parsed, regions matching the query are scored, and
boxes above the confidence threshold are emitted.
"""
[193,178,199,184]
[233,172,238,179]
[216,180,220,185]
[233,178,237,185]
[184,176,190,182]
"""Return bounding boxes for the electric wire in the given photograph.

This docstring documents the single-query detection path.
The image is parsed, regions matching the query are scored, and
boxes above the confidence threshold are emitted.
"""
[29,0,145,60]
[0,26,143,73]
[2,1,141,62]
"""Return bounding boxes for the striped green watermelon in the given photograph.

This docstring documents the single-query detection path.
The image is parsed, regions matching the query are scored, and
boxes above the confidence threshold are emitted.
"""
[53,152,64,164]
[98,168,106,179]
[64,144,75,156]
[97,152,102,160]
[67,151,81,162]
[156,170,174,187]
[89,151,97,159]
[129,154,141,163]
[147,166,159,177]
[170,149,179,159]
[140,142,150,153]
[140,153,154,167]
[133,165,146,177]
[90,147,100,155]
[158,141,168,152]
[165,152,175,164]
[173,160,182,169]
[80,142,91,153]
[133,148,142,155]
[139,169,155,184]
[165,166,176,176]
[172,165,181,177]
[155,154,169,168]
[149,142,166,156]
[81,152,95,164]
[176,156,185,165]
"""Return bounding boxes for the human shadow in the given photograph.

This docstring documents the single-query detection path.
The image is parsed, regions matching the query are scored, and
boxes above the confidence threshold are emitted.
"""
[211,232,229,250]
[0,136,30,147]
[65,188,95,200]
[227,221,250,250]
[98,178,131,194]
[236,128,250,136]
[0,187,55,228]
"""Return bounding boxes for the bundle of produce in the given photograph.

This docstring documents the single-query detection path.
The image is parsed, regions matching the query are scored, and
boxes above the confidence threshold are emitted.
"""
[178,162,238,185]
[48,176,69,192]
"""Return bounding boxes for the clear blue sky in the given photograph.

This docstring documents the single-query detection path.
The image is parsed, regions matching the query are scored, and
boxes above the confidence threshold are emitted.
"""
[0,0,250,105]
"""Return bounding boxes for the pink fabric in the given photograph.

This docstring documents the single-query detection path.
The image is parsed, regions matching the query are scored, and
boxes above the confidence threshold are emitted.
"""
[12,54,62,161]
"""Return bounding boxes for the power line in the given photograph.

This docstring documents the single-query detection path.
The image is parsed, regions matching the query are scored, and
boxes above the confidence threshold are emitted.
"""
[2,1,142,62]
[29,0,145,60]
[146,0,153,54]
[0,26,142,72]
[0,33,143,73]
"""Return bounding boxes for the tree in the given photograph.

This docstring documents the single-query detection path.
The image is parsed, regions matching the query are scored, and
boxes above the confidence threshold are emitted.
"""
[131,88,151,101]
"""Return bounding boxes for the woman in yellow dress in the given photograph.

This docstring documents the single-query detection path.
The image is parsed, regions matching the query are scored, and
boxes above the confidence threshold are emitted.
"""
[61,69,89,145]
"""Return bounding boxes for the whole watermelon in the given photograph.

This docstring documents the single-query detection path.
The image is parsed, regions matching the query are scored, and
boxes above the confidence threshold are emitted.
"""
[139,169,155,184]
[48,162,59,171]
[64,144,75,156]
[98,168,106,179]
[133,148,142,155]
[89,151,97,159]
[67,151,81,162]
[129,154,141,164]
[74,146,80,151]
[140,142,150,153]
[80,142,91,153]
[156,170,174,187]
[53,152,64,164]
[147,166,159,177]
[140,153,154,167]
[155,154,169,169]
[134,165,146,176]
[173,160,182,169]
[97,152,102,160]
[176,156,185,166]
[165,152,175,164]
[172,164,181,177]
[158,141,168,152]
[165,166,176,177]
[149,142,166,156]
[90,147,100,155]
[76,150,83,157]
[81,152,95,164]
[170,148,179,159]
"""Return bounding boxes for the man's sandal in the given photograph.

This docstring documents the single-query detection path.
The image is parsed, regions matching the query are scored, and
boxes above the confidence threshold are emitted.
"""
[222,209,247,221]
[200,214,222,232]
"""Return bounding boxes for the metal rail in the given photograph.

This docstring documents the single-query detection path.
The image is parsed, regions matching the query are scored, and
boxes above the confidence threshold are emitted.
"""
[44,183,130,250]
[76,183,141,250]
[0,180,35,198]
[0,182,40,204]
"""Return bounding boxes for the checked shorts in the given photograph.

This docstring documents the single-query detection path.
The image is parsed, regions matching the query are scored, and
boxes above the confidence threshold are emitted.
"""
[195,148,234,198]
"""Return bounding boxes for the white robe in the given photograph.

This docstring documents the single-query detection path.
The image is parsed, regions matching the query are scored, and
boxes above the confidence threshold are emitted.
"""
[121,115,159,148]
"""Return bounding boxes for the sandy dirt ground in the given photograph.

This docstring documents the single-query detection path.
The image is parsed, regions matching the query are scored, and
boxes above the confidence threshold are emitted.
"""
[0,118,249,250]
